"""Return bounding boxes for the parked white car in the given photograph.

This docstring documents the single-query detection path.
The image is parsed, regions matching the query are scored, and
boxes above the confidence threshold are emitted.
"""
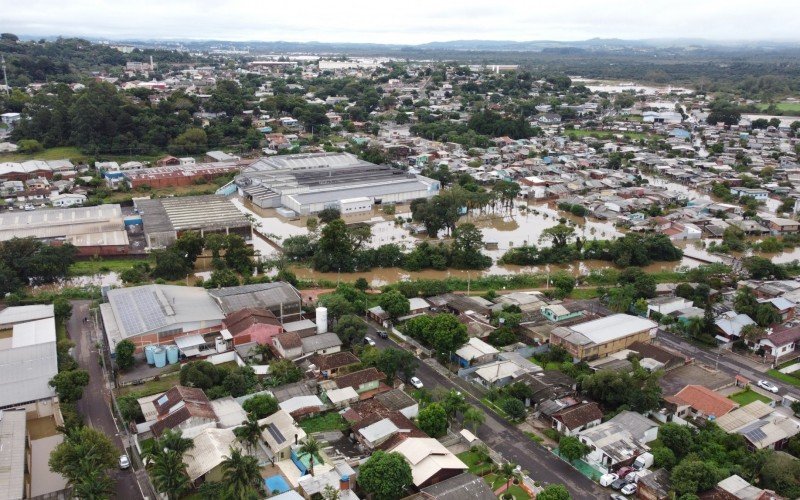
[119,454,130,470]
[758,380,779,393]
[410,376,424,389]
[600,473,619,487]
[621,483,637,495]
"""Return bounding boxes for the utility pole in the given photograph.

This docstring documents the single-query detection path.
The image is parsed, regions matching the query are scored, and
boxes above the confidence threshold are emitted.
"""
[1,55,9,96]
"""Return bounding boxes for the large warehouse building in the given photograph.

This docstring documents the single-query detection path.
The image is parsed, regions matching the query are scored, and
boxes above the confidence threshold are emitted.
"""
[136,195,252,249]
[235,152,440,215]
[549,314,658,361]
[0,204,130,256]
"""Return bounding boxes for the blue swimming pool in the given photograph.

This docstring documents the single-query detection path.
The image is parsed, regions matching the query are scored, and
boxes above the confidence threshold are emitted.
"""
[265,475,290,494]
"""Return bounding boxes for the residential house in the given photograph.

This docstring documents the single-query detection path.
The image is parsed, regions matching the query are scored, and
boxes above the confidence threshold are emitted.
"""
[414,472,496,500]
[375,389,420,419]
[715,312,757,341]
[756,326,800,363]
[551,402,603,436]
[335,367,386,395]
[759,297,796,322]
[183,427,240,484]
[541,304,583,322]
[577,411,658,471]
[298,463,359,500]
[453,337,498,367]
[221,308,283,347]
[259,409,306,462]
[636,468,671,500]
[390,438,468,489]
[278,395,325,420]
[300,332,342,357]
[714,474,778,500]
[49,193,87,207]
[309,351,360,378]
[646,296,694,318]
[627,341,687,372]
[766,217,800,235]
[664,385,737,420]
[273,332,304,359]
[149,386,219,437]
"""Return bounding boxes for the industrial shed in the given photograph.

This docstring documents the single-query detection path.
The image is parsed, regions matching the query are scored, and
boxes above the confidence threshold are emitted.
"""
[136,195,251,248]
[236,152,439,215]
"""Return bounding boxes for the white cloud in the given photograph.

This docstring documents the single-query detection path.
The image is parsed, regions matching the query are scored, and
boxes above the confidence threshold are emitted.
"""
[1,0,797,43]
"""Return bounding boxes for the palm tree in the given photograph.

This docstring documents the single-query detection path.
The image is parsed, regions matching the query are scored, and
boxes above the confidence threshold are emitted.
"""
[298,436,322,476]
[463,406,485,433]
[159,428,195,454]
[234,413,265,453]
[499,461,520,493]
[221,447,265,500]
[150,449,191,500]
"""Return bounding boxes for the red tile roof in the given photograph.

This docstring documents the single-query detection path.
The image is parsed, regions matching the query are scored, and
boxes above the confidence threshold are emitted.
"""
[668,385,737,418]
[224,307,280,337]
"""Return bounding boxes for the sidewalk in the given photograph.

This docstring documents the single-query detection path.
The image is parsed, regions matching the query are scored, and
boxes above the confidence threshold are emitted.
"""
[716,347,772,373]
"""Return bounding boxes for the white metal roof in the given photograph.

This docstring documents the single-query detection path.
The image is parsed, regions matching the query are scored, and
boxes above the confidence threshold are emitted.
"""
[184,427,239,482]
[0,305,54,326]
[12,318,56,348]
[326,387,359,405]
[278,395,324,414]
[358,418,400,444]
[568,314,657,345]
[391,437,467,486]
[0,409,26,500]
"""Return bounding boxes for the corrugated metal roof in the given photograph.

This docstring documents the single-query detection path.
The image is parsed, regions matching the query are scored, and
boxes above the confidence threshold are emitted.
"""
[0,409,27,500]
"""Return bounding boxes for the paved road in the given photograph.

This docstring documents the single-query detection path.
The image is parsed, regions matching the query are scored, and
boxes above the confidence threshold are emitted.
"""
[367,325,606,499]
[656,329,800,400]
[69,300,143,500]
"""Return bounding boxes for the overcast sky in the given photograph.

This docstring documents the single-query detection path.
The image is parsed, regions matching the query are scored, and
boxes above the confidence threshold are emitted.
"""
[2,0,797,44]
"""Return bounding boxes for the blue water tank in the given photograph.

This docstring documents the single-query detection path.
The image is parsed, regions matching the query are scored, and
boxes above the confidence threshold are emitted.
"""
[144,345,156,365]
[166,345,179,365]
[153,347,167,368]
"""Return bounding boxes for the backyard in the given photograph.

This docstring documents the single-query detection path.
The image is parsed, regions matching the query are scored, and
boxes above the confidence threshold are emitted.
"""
[114,371,181,397]
[298,412,349,433]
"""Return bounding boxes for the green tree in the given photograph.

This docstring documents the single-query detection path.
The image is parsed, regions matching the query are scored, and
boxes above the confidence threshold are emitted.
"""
[49,369,89,402]
[266,359,303,386]
[440,389,469,421]
[320,292,355,323]
[463,406,485,433]
[174,231,205,265]
[659,423,695,460]
[652,446,677,470]
[53,297,73,322]
[223,235,254,274]
[537,484,571,500]
[405,313,468,357]
[417,403,449,437]
[333,314,368,348]
[221,448,265,500]
[151,248,191,280]
[551,272,576,298]
[117,393,144,423]
[49,426,117,496]
[241,394,278,419]
[298,436,322,476]
[450,223,492,269]
[362,347,418,385]
[378,290,411,321]
[558,435,590,463]
[500,398,526,420]
[358,451,413,500]
[115,339,136,371]
[671,459,723,496]
[540,224,575,249]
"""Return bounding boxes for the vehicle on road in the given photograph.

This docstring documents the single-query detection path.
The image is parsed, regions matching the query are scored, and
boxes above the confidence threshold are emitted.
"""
[621,483,637,495]
[611,478,627,490]
[758,380,779,393]
[119,454,130,470]
[600,473,619,487]
[410,376,424,389]
[364,336,376,347]
[609,494,627,500]
[377,330,389,339]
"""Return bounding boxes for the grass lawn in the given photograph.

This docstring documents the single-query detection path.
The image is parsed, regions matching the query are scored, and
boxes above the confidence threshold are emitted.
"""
[482,473,531,499]
[757,102,800,113]
[115,372,180,397]
[767,369,800,387]
[524,431,543,443]
[729,388,773,405]
[0,146,84,162]
[569,288,600,300]
[299,412,348,433]
[70,257,148,276]
[457,450,495,475]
